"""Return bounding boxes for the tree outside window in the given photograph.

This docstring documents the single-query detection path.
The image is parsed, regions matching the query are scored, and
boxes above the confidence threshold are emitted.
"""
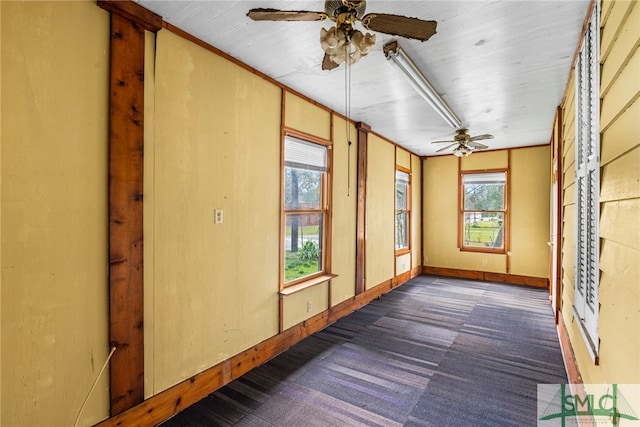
[460,171,507,252]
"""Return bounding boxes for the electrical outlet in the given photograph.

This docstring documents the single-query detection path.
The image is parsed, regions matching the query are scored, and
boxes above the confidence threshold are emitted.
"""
[307,301,312,312]
[215,209,223,224]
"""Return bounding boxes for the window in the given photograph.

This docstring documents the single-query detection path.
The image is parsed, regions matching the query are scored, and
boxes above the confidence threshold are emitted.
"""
[395,169,410,251]
[573,3,600,362]
[460,171,507,252]
[282,135,330,285]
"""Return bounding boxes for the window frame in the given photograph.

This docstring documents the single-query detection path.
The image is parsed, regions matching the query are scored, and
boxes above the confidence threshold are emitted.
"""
[395,168,411,254]
[280,131,333,290]
[458,169,509,254]
[572,2,600,363]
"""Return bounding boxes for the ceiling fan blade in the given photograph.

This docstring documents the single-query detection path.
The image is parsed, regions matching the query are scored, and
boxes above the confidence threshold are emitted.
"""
[468,142,489,150]
[361,13,437,41]
[470,134,494,141]
[436,143,457,153]
[321,53,340,71]
[431,139,455,144]
[247,9,328,21]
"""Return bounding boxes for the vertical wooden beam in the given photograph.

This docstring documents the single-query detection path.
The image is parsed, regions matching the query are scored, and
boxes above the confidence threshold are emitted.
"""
[108,13,145,415]
[554,106,563,321]
[97,0,161,416]
[355,122,371,294]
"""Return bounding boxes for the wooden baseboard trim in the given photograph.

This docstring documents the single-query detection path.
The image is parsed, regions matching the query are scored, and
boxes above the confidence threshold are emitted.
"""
[423,266,483,280]
[557,312,582,385]
[393,270,411,286]
[410,265,422,279]
[422,266,548,288]
[94,277,408,427]
[556,313,597,425]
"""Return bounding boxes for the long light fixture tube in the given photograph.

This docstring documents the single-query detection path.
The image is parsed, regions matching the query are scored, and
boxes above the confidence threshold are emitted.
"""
[384,41,462,129]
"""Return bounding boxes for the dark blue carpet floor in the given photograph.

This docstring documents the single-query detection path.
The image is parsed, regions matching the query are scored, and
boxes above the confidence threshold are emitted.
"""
[161,275,567,426]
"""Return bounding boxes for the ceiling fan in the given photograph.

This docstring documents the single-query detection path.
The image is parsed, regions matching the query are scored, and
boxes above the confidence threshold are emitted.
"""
[431,129,494,157]
[247,0,437,70]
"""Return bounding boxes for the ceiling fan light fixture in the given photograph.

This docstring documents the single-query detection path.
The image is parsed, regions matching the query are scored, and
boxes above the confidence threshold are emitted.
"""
[452,145,472,157]
[320,27,342,49]
[383,41,462,129]
[320,26,375,66]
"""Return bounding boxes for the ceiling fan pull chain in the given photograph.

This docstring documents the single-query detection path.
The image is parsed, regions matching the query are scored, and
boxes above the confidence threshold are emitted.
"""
[345,41,353,196]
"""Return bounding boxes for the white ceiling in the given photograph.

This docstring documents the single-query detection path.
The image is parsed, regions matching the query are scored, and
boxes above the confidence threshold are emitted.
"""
[135,0,590,156]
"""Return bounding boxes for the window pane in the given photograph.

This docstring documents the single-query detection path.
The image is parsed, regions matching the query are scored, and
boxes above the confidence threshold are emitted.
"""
[463,172,505,211]
[284,168,321,210]
[284,213,323,282]
[396,212,408,249]
[462,212,504,249]
[396,171,409,209]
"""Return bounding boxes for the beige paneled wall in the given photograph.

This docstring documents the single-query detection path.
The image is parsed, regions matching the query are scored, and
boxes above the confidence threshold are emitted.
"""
[423,155,460,267]
[284,92,331,140]
[365,135,395,288]
[396,147,411,169]
[510,146,551,277]
[423,147,550,277]
[561,0,640,385]
[331,116,358,305]
[1,2,111,425]
[150,30,283,392]
[411,154,422,270]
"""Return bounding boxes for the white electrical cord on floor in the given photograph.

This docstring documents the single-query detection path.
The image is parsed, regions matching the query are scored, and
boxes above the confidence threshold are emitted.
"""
[74,346,116,427]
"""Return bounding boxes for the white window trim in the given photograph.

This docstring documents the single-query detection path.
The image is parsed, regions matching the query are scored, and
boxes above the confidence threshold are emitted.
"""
[573,3,600,364]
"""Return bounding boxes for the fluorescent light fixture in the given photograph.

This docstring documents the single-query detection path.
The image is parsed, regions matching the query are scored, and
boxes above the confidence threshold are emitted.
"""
[384,41,462,129]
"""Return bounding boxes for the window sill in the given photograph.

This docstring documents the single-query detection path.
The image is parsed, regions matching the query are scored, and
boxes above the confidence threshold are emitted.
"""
[459,247,506,255]
[280,274,337,296]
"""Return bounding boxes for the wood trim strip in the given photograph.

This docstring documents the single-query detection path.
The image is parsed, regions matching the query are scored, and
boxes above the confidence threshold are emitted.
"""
[94,277,408,427]
[410,265,422,279]
[506,150,511,255]
[554,106,563,320]
[355,122,371,295]
[423,266,484,280]
[394,270,411,286]
[279,88,286,328]
[97,0,162,32]
[279,274,337,296]
[422,266,548,288]
[484,272,547,288]
[557,312,582,384]
[557,314,597,424]
[106,12,147,416]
